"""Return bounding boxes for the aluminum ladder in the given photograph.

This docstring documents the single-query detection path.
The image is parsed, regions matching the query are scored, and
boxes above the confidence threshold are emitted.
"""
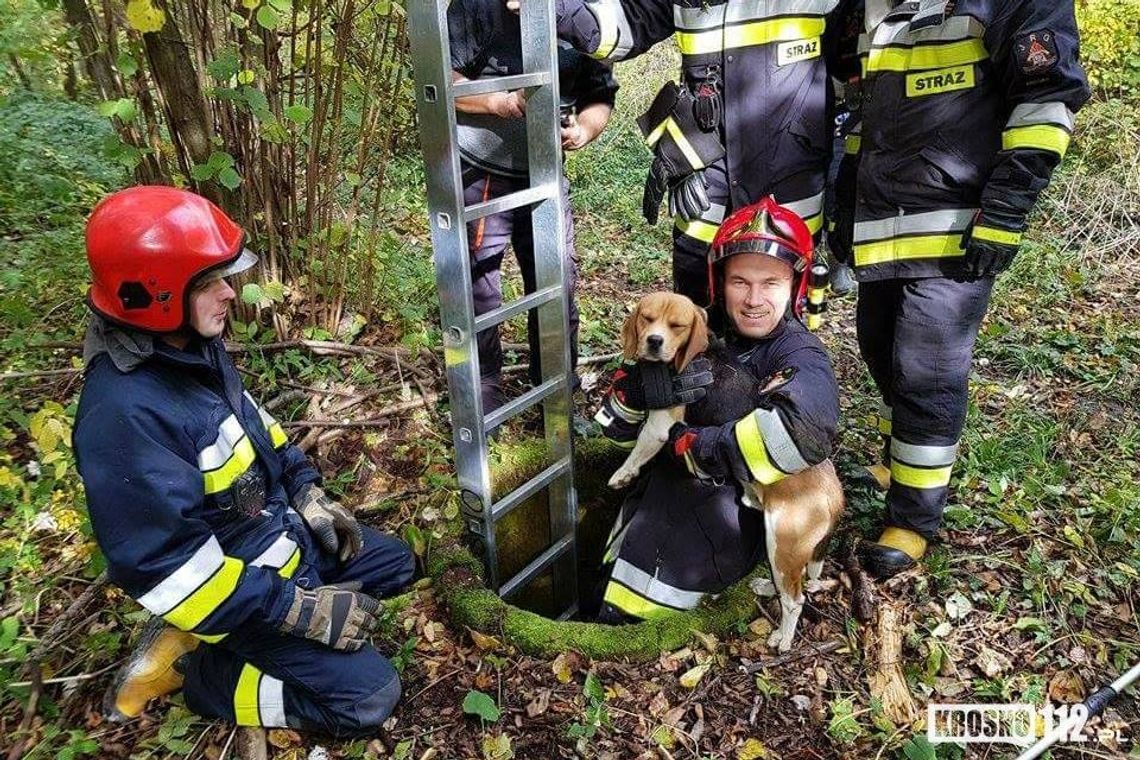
[408,0,578,618]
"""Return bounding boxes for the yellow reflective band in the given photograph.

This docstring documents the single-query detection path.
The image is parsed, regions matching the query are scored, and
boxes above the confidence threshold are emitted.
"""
[866,38,987,73]
[845,134,862,155]
[645,118,704,170]
[878,416,892,436]
[854,234,964,267]
[905,64,975,97]
[677,17,825,56]
[603,581,677,620]
[163,556,244,631]
[278,548,301,579]
[195,632,227,644]
[803,212,823,235]
[1002,124,1071,157]
[645,117,669,148]
[808,287,826,305]
[268,422,287,449]
[734,413,786,485]
[890,460,953,489]
[203,436,256,495]
[234,664,263,726]
[972,225,1022,246]
[611,438,637,450]
[806,313,822,331]
[676,216,720,243]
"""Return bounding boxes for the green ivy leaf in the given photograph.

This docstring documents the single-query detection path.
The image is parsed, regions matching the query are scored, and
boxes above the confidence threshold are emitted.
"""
[206,48,241,81]
[190,163,215,181]
[255,4,279,29]
[116,52,139,78]
[901,735,938,760]
[205,151,234,171]
[583,672,605,703]
[97,98,137,123]
[217,166,242,190]
[284,104,313,125]
[262,281,286,303]
[241,283,264,305]
[462,689,500,723]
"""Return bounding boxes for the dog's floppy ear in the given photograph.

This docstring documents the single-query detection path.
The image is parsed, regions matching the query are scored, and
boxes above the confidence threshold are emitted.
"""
[621,302,642,361]
[674,304,709,371]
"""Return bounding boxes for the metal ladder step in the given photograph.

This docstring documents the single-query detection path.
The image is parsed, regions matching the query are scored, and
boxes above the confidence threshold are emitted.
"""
[453,72,551,97]
[483,375,565,430]
[474,284,561,333]
[499,533,575,598]
[491,456,571,521]
[464,183,557,222]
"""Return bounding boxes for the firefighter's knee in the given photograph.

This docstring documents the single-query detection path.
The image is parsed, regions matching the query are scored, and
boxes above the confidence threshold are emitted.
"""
[321,654,402,738]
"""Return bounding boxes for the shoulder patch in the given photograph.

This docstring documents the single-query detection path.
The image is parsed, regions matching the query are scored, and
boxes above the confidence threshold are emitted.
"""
[1015,29,1059,76]
[759,366,797,394]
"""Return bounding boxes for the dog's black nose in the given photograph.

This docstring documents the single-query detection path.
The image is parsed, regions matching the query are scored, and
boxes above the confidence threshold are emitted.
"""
[646,335,664,351]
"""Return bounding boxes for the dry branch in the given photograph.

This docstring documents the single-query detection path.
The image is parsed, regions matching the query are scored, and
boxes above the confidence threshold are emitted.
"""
[867,601,918,725]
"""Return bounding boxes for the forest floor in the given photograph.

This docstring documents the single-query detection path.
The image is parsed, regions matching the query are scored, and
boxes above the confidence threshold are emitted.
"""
[2,48,1139,760]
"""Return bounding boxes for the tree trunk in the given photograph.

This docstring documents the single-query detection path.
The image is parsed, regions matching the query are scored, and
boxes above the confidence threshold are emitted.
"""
[7,55,32,89]
[139,0,223,206]
[60,0,117,100]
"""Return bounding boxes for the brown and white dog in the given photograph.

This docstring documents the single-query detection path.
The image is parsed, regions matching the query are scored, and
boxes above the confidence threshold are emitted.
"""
[608,291,844,652]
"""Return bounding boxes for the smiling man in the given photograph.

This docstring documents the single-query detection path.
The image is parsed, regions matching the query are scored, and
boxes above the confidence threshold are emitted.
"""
[73,186,414,755]
[592,198,839,621]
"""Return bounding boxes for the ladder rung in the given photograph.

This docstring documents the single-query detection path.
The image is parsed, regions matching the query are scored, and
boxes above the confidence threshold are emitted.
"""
[499,533,574,598]
[491,457,571,521]
[474,285,561,333]
[453,72,551,98]
[484,375,564,430]
[464,184,556,222]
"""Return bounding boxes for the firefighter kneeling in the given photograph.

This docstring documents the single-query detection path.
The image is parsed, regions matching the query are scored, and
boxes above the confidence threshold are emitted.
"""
[74,187,415,750]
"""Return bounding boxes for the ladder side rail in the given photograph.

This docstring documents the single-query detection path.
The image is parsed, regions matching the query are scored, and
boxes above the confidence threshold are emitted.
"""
[407,3,500,586]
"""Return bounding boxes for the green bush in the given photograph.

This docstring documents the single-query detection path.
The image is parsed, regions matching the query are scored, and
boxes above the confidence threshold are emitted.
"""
[1076,0,1140,99]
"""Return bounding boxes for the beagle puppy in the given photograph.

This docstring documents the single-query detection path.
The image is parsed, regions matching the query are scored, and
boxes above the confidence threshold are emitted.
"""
[608,291,843,652]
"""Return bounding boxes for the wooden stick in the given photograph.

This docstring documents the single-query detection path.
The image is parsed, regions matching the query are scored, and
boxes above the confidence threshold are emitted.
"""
[739,639,845,674]
[0,368,81,381]
[281,393,441,428]
[501,351,622,376]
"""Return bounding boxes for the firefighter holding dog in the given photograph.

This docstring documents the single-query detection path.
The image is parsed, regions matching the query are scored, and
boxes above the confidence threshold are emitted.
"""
[74,187,415,751]
[554,0,863,306]
[828,0,1091,577]
[593,199,839,621]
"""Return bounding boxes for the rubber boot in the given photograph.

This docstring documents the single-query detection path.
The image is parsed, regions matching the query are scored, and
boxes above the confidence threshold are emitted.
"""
[233,727,269,760]
[103,618,200,721]
[829,260,856,296]
[859,527,928,580]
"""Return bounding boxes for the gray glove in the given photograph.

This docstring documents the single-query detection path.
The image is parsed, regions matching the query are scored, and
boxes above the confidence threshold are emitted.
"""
[668,170,711,223]
[295,484,363,562]
[279,585,380,651]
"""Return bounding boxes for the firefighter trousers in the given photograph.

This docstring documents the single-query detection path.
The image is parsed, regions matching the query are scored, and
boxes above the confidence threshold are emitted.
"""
[856,276,994,537]
[462,163,580,412]
[180,526,415,738]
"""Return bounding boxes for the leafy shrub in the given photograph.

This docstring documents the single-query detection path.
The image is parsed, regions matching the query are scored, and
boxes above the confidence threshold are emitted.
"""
[1076,0,1140,99]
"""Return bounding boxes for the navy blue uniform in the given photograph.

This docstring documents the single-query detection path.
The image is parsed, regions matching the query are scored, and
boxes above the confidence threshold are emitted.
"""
[837,0,1090,536]
[593,319,838,619]
[555,0,863,303]
[74,338,414,736]
[449,0,619,411]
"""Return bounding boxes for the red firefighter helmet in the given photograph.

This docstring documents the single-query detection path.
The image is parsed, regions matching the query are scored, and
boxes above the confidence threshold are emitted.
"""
[708,196,815,317]
[85,186,257,333]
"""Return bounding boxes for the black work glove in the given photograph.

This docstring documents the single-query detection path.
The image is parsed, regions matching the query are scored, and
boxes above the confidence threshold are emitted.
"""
[642,155,672,225]
[668,170,711,223]
[960,217,1021,280]
[279,585,381,651]
[617,358,714,410]
[295,484,364,562]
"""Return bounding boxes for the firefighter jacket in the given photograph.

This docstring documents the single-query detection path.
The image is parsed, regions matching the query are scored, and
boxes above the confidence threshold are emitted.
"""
[74,338,322,643]
[556,0,863,241]
[842,0,1090,280]
[593,318,839,618]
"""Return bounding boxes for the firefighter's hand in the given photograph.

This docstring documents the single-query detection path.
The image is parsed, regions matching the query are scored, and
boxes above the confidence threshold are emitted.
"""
[491,90,527,119]
[296,484,364,562]
[668,170,710,222]
[280,585,381,651]
[961,238,1018,280]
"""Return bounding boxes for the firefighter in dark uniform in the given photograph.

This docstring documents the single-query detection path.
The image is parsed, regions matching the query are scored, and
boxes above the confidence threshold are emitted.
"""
[593,198,839,620]
[828,0,1091,577]
[555,0,863,306]
[449,0,618,413]
[74,187,415,751]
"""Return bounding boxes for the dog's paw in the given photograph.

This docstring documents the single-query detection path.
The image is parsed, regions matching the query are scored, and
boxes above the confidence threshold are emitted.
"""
[767,629,794,653]
[750,578,777,598]
[608,467,636,489]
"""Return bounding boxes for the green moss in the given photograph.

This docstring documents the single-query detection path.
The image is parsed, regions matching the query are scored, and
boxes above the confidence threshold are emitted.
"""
[427,435,762,660]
